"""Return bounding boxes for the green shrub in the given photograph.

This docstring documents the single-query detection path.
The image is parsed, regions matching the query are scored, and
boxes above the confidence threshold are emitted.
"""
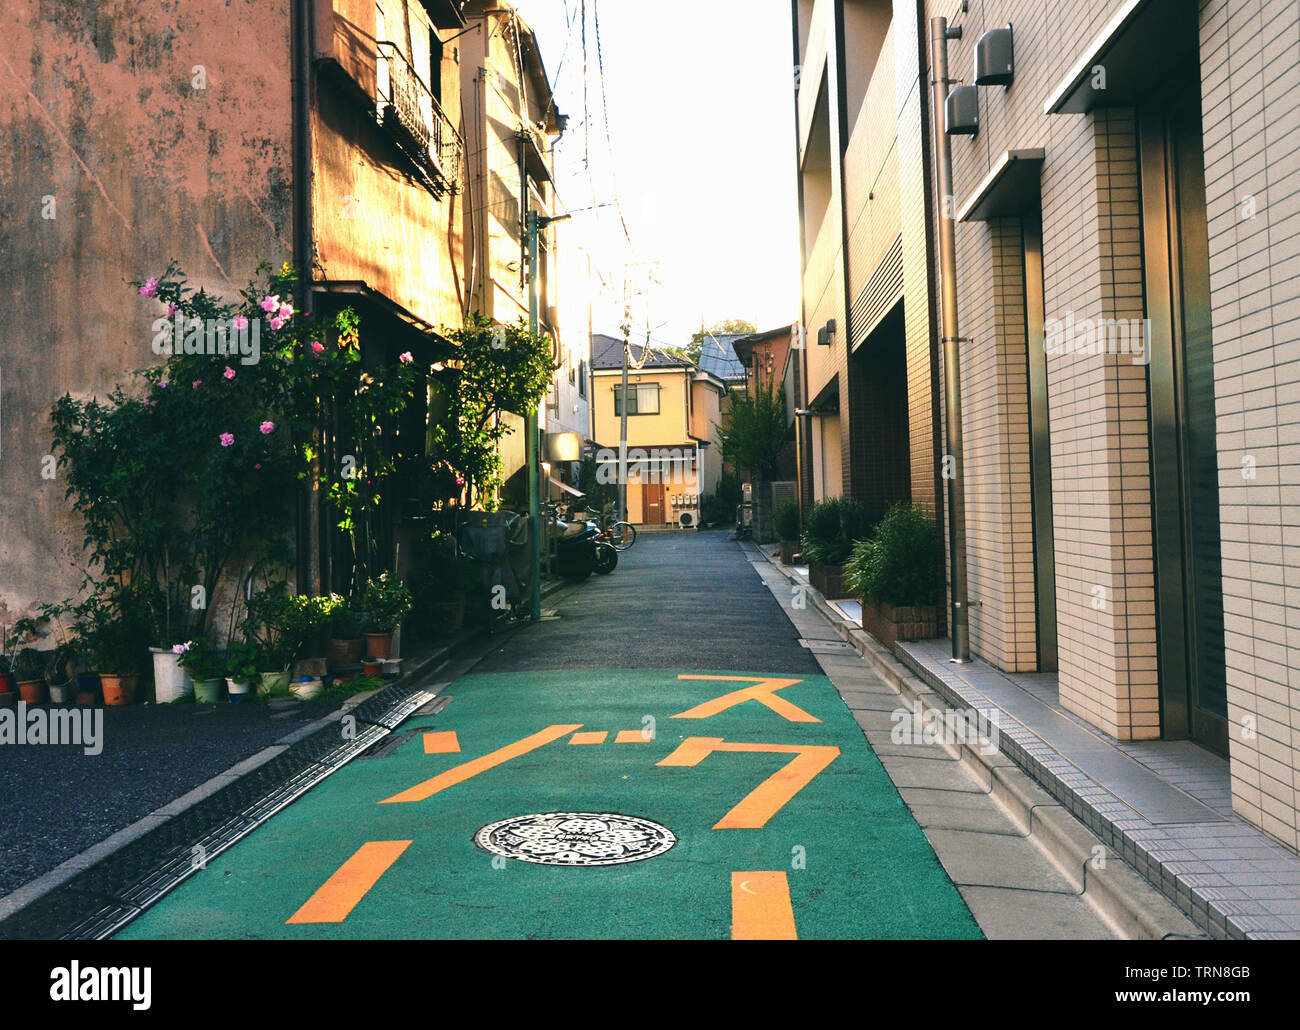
[801,497,870,565]
[846,503,943,607]
[774,499,800,542]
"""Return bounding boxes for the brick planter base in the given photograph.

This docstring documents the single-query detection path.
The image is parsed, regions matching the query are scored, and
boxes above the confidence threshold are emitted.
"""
[779,539,798,564]
[809,562,848,599]
[860,600,938,648]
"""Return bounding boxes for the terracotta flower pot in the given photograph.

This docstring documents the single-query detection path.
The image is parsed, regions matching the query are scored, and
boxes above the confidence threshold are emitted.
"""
[364,632,393,660]
[0,672,12,695]
[100,674,138,706]
[18,679,46,704]
[361,659,383,678]
[325,638,363,665]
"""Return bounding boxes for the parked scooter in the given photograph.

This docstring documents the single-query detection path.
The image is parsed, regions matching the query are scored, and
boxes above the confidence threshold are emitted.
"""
[548,502,618,581]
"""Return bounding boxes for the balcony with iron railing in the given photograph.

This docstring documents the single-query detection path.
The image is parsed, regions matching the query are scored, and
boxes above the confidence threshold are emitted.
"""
[376,40,463,197]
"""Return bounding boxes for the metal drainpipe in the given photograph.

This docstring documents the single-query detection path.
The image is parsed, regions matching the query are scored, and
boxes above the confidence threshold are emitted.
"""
[291,0,319,594]
[928,16,971,663]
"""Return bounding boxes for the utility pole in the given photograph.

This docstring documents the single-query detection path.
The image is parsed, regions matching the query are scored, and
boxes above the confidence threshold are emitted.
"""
[928,16,971,663]
[527,209,569,622]
[618,296,630,524]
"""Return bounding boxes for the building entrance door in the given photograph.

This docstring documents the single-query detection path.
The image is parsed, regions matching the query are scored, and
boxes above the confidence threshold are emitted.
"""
[1139,69,1228,755]
[642,482,666,526]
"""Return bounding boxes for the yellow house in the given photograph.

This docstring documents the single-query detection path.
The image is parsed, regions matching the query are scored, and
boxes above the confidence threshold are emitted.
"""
[589,334,726,527]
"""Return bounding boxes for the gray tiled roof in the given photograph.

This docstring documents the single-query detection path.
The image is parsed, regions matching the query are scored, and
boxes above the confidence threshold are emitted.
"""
[695,333,748,383]
[590,333,692,370]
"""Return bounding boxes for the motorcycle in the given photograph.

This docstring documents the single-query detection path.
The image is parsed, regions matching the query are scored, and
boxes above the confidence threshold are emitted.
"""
[550,504,618,581]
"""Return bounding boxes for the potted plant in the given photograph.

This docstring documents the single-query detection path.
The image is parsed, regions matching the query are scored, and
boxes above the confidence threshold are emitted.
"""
[243,584,302,697]
[801,498,872,599]
[323,595,365,666]
[224,638,260,704]
[359,573,413,658]
[83,587,152,705]
[174,638,225,703]
[13,647,47,704]
[1,620,38,707]
[774,499,801,565]
[44,643,77,705]
[290,595,332,680]
[847,503,943,648]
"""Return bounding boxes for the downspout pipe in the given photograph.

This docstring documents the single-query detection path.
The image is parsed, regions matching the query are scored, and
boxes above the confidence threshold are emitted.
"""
[291,0,319,594]
[927,16,971,663]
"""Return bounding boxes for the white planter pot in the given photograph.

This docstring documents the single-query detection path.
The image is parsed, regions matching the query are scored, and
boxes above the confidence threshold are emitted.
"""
[226,678,254,704]
[151,647,193,703]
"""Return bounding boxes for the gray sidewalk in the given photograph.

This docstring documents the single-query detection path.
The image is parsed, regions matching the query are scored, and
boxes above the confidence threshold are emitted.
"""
[742,542,1199,939]
[755,540,1300,940]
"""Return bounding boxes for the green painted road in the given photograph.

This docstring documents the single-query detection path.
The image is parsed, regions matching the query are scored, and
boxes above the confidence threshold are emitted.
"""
[118,665,981,940]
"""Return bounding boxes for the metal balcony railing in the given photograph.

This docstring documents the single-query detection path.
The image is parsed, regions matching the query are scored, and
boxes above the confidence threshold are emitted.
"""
[376,40,464,196]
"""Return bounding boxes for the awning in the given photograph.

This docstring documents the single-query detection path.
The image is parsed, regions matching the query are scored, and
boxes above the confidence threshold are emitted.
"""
[1042,0,1199,115]
[958,149,1045,222]
[548,476,584,498]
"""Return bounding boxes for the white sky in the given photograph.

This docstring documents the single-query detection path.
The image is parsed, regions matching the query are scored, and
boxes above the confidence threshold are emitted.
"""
[512,0,801,347]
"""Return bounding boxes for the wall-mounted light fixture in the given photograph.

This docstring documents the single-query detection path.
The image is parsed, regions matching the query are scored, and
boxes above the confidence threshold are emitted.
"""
[945,85,979,134]
[816,318,836,346]
[975,24,1014,87]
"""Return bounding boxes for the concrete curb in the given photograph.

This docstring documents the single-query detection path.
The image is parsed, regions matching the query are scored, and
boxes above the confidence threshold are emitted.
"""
[749,542,1205,940]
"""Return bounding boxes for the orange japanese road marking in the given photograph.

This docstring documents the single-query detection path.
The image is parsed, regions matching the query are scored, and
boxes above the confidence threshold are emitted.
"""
[569,730,608,745]
[615,729,653,743]
[380,724,583,803]
[672,675,819,723]
[286,840,412,924]
[658,737,840,828]
[422,730,461,754]
[731,871,798,940]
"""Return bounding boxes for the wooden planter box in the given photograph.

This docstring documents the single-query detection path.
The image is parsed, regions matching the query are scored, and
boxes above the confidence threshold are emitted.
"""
[779,539,799,564]
[808,561,848,599]
[860,599,938,648]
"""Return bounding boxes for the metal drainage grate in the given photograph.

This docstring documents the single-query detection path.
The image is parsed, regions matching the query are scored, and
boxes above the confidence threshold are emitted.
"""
[0,678,438,941]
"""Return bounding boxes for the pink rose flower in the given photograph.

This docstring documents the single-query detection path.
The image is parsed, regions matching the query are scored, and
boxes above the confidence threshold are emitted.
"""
[192,379,202,388]
[158,380,168,389]
[235,315,249,330]
[278,302,294,320]
[139,278,159,297]
[223,366,235,380]
[254,463,261,470]
[268,315,286,330]
[399,351,413,364]
[310,340,325,354]
[167,303,178,317]
[219,432,234,447]
[260,294,280,313]
[260,420,274,434]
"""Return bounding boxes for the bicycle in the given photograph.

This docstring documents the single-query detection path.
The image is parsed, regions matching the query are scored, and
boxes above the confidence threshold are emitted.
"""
[593,504,637,551]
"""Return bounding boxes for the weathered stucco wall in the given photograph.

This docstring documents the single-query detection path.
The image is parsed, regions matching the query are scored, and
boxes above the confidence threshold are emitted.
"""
[0,0,294,624]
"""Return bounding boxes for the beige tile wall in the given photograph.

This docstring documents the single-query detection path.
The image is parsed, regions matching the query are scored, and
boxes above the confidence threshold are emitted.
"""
[1200,0,1300,850]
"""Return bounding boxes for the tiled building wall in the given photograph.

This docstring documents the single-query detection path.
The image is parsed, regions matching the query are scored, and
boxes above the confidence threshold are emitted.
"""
[893,0,944,527]
[844,21,899,301]
[957,217,1038,671]
[925,0,1160,737]
[1200,0,1300,850]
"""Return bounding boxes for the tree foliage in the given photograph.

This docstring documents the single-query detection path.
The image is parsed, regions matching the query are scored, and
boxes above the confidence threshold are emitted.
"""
[717,370,787,480]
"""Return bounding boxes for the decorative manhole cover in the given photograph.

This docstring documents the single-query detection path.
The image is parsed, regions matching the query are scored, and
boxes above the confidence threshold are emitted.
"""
[473,812,676,867]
